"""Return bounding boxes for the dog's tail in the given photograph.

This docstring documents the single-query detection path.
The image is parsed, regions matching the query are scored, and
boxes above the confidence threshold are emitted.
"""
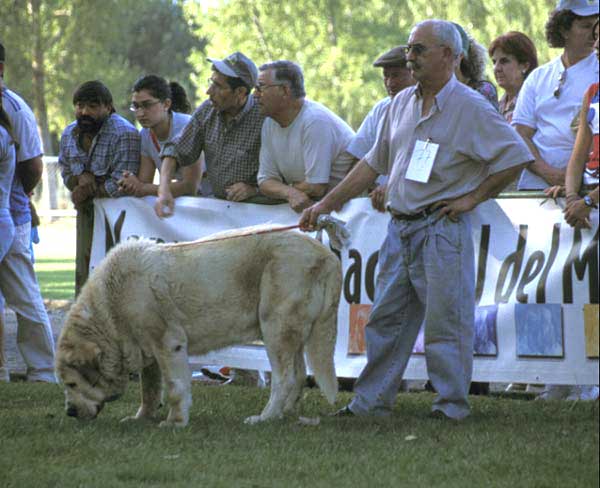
[304,256,341,405]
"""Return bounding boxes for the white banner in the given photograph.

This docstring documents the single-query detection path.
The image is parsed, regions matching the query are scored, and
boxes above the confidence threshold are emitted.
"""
[91,196,599,384]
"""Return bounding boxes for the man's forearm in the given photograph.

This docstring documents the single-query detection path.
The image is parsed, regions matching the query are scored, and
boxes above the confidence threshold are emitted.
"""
[319,159,378,211]
[470,164,528,204]
[159,157,177,194]
[16,156,43,194]
[259,179,295,201]
[293,181,328,199]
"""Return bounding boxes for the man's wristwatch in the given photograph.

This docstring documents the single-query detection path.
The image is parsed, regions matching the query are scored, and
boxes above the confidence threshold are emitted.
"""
[583,195,598,208]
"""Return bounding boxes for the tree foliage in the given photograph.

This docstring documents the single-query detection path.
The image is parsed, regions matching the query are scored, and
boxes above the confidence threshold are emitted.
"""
[1,0,205,153]
[184,0,560,129]
[2,0,560,153]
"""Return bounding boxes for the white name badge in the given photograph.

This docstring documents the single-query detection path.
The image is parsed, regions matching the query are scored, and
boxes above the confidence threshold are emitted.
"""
[405,139,439,183]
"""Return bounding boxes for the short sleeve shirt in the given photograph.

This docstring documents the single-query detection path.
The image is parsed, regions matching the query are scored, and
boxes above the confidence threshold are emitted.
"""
[257,99,355,188]
[366,75,533,215]
[1,87,43,225]
[160,96,264,199]
[512,53,599,189]
[347,97,391,159]
[0,126,16,210]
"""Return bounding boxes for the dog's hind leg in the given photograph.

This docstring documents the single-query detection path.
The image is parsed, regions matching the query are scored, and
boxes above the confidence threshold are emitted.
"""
[245,324,306,425]
[153,326,192,428]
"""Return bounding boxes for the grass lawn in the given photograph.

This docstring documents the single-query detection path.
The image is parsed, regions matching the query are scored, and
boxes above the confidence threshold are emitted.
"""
[0,383,597,488]
[34,258,75,301]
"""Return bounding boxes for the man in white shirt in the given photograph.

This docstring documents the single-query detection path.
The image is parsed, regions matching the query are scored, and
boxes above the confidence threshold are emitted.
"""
[513,0,599,190]
[255,60,356,212]
[347,46,415,210]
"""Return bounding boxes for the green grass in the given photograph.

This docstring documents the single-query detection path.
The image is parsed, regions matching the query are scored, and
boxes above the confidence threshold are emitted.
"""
[34,257,75,300]
[0,383,597,488]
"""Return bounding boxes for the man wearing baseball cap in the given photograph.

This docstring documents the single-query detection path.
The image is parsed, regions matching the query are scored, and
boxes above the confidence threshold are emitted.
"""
[156,51,272,217]
[347,46,415,211]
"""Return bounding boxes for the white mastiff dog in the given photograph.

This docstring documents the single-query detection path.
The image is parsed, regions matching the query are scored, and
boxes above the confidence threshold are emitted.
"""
[56,227,341,427]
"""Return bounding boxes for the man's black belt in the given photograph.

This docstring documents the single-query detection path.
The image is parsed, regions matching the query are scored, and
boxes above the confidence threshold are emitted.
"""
[387,205,436,221]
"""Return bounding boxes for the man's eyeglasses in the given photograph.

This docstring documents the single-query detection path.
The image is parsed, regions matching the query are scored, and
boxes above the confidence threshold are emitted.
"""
[553,70,567,99]
[129,100,161,112]
[254,83,285,93]
[402,44,445,56]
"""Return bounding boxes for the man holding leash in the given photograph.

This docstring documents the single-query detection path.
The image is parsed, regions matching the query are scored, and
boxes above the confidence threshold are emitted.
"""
[300,19,533,420]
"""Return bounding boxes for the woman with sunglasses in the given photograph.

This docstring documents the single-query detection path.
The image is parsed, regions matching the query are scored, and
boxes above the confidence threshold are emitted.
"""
[119,75,202,198]
[512,1,599,191]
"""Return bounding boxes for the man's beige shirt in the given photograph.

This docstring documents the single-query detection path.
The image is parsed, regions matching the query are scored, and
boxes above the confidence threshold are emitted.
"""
[365,75,533,214]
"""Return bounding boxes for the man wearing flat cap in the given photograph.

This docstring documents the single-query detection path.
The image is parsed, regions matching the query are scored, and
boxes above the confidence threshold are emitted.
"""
[156,51,271,216]
[347,46,415,211]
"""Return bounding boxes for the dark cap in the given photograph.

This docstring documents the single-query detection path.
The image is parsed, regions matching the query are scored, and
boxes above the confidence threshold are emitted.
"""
[373,46,408,68]
[207,51,258,88]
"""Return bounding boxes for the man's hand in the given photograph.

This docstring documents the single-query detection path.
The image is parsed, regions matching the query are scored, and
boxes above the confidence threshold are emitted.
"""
[369,184,387,212]
[433,193,478,222]
[155,190,175,218]
[544,185,565,199]
[299,199,335,231]
[78,171,97,196]
[118,171,144,197]
[71,184,94,207]
[563,198,592,229]
[288,187,314,213]
[225,182,258,202]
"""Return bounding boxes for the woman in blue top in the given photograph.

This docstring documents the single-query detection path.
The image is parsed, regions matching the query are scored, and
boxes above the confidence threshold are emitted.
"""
[119,75,203,197]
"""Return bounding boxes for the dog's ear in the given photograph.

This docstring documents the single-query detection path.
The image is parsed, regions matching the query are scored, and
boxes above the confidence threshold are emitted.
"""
[60,337,101,368]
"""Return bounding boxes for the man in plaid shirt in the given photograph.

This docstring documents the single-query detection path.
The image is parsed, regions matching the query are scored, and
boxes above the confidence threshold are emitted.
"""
[58,80,140,293]
[156,52,270,217]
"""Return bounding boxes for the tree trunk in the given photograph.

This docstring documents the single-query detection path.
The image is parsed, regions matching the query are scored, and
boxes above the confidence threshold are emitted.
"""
[30,0,54,156]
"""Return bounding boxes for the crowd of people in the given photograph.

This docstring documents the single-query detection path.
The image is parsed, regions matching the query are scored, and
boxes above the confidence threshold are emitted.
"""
[1,0,598,414]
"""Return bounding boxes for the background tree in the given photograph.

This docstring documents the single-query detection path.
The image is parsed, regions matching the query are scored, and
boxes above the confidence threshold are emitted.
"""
[1,0,205,154]
[184,0,559,129]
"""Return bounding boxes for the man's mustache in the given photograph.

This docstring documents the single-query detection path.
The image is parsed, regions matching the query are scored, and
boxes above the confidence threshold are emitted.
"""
[76,115,105,133]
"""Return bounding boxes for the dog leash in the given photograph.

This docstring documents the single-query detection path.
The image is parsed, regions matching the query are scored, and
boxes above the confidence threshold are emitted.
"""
[170,215,350,251]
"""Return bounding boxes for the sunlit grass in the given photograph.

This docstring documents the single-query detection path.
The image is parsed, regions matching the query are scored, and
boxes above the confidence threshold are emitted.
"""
[0,384,598,488]
[34,258,75,301]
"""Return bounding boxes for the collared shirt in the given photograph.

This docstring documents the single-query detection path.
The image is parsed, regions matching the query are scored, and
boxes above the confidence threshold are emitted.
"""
[1,87,43,225]
[58,114,140,197]
[366,75,533,215]
[512,52,599,189]
[161,96,264,199]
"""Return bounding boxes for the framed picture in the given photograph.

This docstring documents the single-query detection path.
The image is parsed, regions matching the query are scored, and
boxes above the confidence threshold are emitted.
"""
[474,305,498,356]
[584,304,599,359]
[515,303,564,358]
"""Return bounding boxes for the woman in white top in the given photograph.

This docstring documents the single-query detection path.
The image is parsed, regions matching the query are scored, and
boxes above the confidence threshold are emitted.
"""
[119,75,202,197]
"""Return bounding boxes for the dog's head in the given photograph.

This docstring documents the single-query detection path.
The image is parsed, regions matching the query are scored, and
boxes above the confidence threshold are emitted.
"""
[56,306,128,420]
